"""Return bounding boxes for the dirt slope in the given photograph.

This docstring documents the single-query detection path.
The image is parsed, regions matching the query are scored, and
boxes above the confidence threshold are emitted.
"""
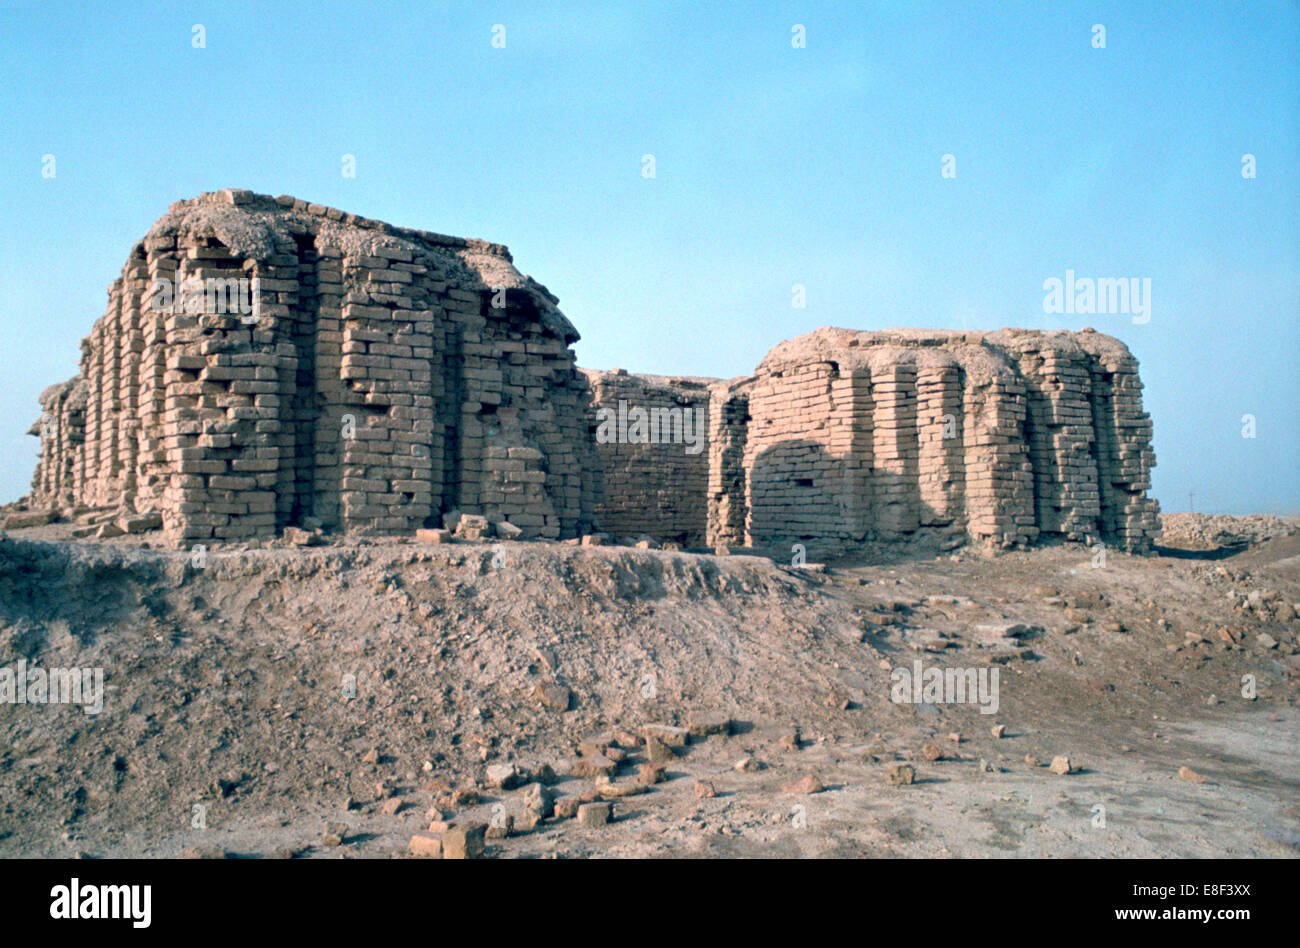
[0,519,1297,858]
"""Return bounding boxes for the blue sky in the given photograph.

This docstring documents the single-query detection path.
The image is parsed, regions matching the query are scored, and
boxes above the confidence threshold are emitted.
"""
[1,0,1296,513]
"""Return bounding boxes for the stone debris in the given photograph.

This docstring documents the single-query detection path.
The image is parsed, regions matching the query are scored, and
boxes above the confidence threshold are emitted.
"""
[408,833,442,857]
[1178,766,1208,784]
[578,732,614,756]
[686,710,732,739]
[437,787,479,810]
[2,510,55,530]
[594,777,645,799]
[782,775,825,794]
[521,782,554,819]
[442,823,487,859]
[182,847,230,859]
[485,763,520,790]
[973,622,1038,641]
[887,763,916,786]
[321,821,348,847]
[283,525,324,546]
[636,763,666,786]
[577,802,612,827]
[533,682,570,712]
[645,736,676,764]
[1159,512,1298,550]
[529,763,558,785]
[1049,755,1074,776]
[694,780,717,798]
[826,690,851,710]
[119,512,163,534]
[491,520,522,540]
[454,514,492,541]
[570,755,617,779]
[642,724,689,748]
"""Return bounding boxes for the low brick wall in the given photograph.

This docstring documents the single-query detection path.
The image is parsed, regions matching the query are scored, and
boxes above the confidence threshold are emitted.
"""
[582,369,713,546]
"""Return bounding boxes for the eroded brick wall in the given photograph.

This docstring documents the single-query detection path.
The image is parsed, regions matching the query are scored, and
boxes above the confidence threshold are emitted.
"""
[705,328,1159,553]
[29,189,596,545]
[583,369,712,545]
[27,197,1159,556]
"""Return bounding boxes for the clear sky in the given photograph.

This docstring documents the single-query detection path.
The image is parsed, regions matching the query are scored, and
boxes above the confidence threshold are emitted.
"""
[1,1,1296,513]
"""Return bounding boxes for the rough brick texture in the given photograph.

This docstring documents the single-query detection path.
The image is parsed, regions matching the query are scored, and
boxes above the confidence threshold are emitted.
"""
[582,369,711,546]
[28,197,1159,556]
[705,328,1159,553]
[29,190,597,545]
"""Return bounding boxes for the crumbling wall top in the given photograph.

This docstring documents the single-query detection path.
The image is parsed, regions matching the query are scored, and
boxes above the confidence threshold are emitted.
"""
[755,326,1139,385]
[147,189,578,343]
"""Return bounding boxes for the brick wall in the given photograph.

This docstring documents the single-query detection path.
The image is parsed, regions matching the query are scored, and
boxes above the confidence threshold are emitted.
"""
[27,198,1160,556]
[583,369,712,546]
[29,189,596,545]
[704,328,1159,553]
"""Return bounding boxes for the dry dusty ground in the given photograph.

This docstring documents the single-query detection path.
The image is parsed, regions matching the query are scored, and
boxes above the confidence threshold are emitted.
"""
[0,513,1296,859]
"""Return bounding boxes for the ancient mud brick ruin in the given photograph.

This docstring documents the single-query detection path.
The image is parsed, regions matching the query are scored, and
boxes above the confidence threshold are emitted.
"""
[705,328,1160,552]
[29,190,596,544]
[582,369,711,546]
[28,192,1159,554]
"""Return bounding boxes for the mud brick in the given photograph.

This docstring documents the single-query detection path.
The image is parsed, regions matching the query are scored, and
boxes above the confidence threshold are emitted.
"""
[441,823,486,859]
[26,197,1157,561]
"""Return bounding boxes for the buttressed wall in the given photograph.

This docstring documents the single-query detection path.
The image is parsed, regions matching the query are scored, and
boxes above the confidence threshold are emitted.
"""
[28,193,1160,554]
[29,189,596,543]
[706,328,1160,553]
